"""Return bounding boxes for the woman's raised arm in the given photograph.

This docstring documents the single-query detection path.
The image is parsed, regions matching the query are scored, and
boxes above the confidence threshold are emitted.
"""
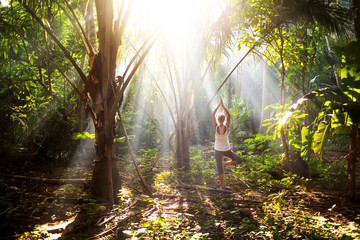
[211,100,222,130]
[221,101,231,128]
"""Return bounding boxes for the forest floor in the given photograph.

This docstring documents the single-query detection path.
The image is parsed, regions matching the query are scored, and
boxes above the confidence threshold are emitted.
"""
[1,151,360,239]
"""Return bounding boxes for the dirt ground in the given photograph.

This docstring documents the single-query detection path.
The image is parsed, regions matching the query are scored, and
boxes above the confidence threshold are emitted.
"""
[1,152,360,239]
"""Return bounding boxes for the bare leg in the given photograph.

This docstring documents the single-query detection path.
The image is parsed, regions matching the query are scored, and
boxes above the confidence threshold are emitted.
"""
[223,156,237,168]
[218,174,225,188]
[224,160,237,167]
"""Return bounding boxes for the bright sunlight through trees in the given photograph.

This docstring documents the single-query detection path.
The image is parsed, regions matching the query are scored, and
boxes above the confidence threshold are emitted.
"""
[1,0,360,239]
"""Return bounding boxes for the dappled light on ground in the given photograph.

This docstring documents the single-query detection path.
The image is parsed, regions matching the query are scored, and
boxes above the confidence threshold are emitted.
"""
[32,217,75,240]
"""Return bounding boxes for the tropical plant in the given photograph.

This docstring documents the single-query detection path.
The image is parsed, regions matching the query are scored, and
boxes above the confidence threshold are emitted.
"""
[280,41,360,200]
[232,0,351,171]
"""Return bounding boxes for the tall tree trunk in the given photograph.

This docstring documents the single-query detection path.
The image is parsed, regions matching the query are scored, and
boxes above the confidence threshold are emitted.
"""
[345,124,359,201]
[228,78,232,109]
[279,31,290,167]
[89,0,122,206]
[175,118,191,170]
[76,57,85,132]
[346,2,359,199]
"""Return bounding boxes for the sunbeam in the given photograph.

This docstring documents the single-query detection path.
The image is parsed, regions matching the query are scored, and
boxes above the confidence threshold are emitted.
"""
[120,0,227,158]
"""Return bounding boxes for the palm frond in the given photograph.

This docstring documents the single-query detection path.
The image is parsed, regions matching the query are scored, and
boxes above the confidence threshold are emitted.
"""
[280,0,352,38]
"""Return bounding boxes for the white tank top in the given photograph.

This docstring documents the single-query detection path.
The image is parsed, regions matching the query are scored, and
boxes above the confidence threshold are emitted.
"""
[214,125,231,151]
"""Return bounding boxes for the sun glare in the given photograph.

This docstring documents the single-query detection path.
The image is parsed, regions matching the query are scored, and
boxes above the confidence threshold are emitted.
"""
[133,0,223,48]
[0,0,9,6]
[121,0,228,150]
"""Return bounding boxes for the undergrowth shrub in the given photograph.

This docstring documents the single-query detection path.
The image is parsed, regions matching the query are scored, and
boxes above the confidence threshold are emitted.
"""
[127,215,208,239]
[233,134,282,190]
[229,98,251,140]
[154,170,176,193]
[307,156,348,188]
[138,148,159,182]
[247,189,360,239]
[189,147,216,185]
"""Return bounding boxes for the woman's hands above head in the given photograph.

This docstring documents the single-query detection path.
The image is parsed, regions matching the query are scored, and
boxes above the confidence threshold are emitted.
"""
[218,98,224,109]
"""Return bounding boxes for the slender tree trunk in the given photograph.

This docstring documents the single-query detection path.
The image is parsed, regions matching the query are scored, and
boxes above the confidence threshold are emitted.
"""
[77,57,85,132]
[175,118,191,170]
[279,31,290,166]
[46,37,52,95]
[347,2,359,201]
[346,124,359,201]
[228,78,232,109]
[174,76,193,170]
[301,65,306,95]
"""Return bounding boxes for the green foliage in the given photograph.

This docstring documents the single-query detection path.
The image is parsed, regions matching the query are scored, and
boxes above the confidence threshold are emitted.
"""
[229,97,251,140]
[189,147,216,185]
[0,1,87,159]
[154,170,176,193]
[341,41,360,101]
[153,147,215,191]
[82,198,101,219]
[137,148,159,181]
[234,134,283,190]
[53,184,84,202]
[116,103,161,152]
[242,134,282,155]
[72,132,95,140]
[116,187,135,210]
[249,189,360,239]
[127,215,208,240]
[264,103,308,154]
[280,41,360,161]
[307,155,347,188]
[18,229,49,240]
[233,0,334,101]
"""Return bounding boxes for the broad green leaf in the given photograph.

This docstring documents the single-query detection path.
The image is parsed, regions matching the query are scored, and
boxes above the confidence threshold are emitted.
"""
[312,121,330,159]
[331,125,350,135]
[341,41,360,100]
[301,126,313,160]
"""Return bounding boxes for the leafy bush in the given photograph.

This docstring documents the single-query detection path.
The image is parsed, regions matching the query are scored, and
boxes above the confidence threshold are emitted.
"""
[137,148,159,181]
[248,189,360,239]
[154,170,176,193]
[233,134,283,190]
[229,97,251,140]
[189,147,216,185]
[127,215,208,239]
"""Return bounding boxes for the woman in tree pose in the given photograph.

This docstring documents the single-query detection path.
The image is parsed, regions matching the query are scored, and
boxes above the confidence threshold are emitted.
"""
[212,98,242,188]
